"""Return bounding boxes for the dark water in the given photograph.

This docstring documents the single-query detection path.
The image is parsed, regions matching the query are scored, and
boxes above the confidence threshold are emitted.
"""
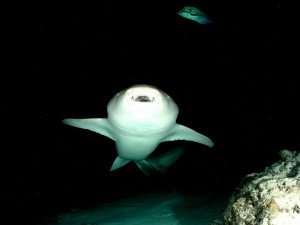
[2,1,293,224]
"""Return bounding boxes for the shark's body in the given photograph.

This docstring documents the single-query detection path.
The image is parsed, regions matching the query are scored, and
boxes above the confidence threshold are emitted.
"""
[178,6,213,24]
[63,84,213,175]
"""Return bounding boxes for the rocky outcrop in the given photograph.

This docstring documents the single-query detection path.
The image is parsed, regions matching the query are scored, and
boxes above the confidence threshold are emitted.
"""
[223,149,300,225]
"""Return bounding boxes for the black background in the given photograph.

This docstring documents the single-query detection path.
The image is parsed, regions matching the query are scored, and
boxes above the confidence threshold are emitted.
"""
[2,1,294,224]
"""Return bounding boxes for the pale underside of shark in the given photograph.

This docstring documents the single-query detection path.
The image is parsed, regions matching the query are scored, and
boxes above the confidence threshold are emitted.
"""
[63,84,214,175]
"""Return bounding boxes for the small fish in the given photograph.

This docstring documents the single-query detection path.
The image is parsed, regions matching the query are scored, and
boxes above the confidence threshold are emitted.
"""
[177,6,212,24]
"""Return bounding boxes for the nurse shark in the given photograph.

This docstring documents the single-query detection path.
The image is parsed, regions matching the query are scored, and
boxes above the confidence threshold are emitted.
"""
[63,85,214,175]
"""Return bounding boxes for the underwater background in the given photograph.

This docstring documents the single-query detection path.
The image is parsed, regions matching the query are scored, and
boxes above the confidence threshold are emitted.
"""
[2,0,294,224]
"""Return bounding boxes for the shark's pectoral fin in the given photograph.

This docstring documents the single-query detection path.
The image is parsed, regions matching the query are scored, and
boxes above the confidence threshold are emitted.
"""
[163,124,214,148]
[110,157,131,172]
[62,118,115,141]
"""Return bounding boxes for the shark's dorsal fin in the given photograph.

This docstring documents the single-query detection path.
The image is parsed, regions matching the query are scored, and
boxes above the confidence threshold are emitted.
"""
[110,157,130,172]
[163,124,214,148]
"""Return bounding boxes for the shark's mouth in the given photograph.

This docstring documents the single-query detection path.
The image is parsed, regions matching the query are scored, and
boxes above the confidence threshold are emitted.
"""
[132,95,155,102]
[126,85,161,104]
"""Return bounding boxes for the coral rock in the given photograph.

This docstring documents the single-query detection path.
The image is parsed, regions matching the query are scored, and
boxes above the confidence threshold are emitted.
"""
[223,149,300,225]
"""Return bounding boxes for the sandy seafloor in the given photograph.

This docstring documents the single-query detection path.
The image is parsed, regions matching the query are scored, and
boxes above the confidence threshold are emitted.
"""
[38,187,229,225]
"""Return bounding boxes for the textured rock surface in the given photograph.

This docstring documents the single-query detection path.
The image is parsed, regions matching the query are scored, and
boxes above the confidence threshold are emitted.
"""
[223,149,300,225]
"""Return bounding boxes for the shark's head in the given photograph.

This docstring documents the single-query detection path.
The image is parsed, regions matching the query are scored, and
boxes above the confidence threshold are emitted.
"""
[107,85,179,134]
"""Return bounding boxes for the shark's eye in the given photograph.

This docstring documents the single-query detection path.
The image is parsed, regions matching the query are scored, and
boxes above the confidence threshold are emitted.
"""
[132,96,154,102]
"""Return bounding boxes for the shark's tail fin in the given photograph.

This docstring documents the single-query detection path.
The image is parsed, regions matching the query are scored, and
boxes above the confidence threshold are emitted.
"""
[135,143,187,176]
[135,160,156,176]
